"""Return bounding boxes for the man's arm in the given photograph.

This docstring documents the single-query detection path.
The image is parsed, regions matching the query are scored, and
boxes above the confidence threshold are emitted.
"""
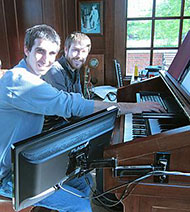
[93,100,166,114]
[4,69,94,118]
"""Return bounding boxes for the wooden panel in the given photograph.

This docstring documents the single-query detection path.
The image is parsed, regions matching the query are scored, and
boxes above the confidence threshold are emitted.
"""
[114,0,126,79]
[104,0,115,85]
[86,54,104,86]
[104,125,190,211]
[123,185,190,212]
[16,0,43,28]
[105,0,126,86]
[0,0,10,68]
[90,36,105,53]
[42,0,64,39]
[2,0,20,68]
[67,0,77,34]
[15,0,43,62]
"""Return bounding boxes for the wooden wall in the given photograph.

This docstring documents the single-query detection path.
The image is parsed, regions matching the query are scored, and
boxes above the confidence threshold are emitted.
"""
[0,0,126,86]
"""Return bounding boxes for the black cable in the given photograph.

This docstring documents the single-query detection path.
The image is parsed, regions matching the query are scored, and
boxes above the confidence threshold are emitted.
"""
[59,170,190,203]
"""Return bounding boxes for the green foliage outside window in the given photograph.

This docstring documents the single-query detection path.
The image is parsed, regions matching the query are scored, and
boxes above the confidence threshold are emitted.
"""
[127,0,190,47]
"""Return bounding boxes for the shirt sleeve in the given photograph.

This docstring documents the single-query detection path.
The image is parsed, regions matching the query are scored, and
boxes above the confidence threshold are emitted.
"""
[2,69,94,118]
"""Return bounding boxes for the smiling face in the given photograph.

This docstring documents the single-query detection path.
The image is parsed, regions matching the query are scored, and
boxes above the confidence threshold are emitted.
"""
[64,40,90,70]
[24,38,59,76]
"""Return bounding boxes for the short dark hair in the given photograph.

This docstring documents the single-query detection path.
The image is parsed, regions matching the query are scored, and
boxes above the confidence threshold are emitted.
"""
[24,24,61,51]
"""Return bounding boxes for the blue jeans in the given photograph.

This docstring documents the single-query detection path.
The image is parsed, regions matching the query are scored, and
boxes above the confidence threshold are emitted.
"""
[0,172,93,212]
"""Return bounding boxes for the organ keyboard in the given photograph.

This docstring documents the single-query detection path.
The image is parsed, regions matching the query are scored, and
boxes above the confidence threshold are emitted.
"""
[103,30,190,212]
[124,112,189,142]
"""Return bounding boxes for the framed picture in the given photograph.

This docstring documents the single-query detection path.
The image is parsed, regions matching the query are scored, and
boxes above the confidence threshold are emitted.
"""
[79,1,103,34]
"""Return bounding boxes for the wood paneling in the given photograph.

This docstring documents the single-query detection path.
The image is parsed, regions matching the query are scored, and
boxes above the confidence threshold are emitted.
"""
[86,54,104,85]
[104,0,115,85]
[104,125,190,211]
[0,0,126,85]
[14,0,43,62]
[114,0,126,80]
[0,0,10,68]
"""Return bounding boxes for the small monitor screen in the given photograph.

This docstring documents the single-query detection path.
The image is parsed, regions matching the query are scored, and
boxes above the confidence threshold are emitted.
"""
[11,106,118,211]
[167,30,190,81]
[181,63,190,96]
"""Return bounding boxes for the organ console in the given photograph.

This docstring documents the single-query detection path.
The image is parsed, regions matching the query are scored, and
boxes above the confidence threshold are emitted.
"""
[103,31,190,211]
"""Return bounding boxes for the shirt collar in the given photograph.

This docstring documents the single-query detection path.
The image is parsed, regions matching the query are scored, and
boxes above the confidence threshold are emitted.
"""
[58,56,80,82]
[14,59,31,73]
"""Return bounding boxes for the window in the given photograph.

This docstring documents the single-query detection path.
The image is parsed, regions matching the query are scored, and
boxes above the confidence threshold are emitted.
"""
[126,0,190,75]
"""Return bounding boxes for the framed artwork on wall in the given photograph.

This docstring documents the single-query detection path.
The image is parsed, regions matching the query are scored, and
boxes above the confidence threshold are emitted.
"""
[79,1,103,34]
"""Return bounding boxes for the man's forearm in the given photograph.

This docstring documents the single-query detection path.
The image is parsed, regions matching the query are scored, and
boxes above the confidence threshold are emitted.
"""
[93,100,118,113]
[93,100,136,114]
[93,100,165,114]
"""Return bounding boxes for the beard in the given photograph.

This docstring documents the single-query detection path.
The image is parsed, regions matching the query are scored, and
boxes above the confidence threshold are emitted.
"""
[68,57,85,69]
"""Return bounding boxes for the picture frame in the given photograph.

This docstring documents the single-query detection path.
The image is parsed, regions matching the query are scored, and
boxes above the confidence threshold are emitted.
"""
[79,1,103,34]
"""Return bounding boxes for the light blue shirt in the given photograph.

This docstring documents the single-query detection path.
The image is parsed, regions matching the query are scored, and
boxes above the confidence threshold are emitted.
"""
[0,59,94,178]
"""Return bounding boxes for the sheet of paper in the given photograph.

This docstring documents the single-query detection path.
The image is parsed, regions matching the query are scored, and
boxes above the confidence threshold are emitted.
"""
[91,85,117,99]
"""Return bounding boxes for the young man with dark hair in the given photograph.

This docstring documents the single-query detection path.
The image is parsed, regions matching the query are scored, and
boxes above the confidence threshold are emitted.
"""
[42,31,91,94]
[42,31,164,114]
[0,24,94,212]
[41,31,165,211]
[0,25,164,212]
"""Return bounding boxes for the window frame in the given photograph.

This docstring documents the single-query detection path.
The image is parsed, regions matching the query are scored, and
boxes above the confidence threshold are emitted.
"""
[126,0,190,66]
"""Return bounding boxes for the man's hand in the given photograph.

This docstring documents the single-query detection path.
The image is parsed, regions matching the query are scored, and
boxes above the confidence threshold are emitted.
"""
[93,100,166,114]
[118,101,166,114]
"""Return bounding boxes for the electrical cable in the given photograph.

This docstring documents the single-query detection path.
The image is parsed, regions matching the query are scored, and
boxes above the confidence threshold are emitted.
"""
[150,170,190,177]
[88,173,153,208]
[58,183,85,198]
[84,173,125,210]
[84,175,118,204]
[58,169,190,206]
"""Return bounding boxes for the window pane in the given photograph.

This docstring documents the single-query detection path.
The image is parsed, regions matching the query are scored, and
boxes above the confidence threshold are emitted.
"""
[156,0,181,17]
[152,50,177,70]
[152,50,164,67]
[184,0,190,16]
[127,0,153,18]
[183,19,190,40]
[154,20,179,47]
[126,50,150,75]
[127,20,151,47]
